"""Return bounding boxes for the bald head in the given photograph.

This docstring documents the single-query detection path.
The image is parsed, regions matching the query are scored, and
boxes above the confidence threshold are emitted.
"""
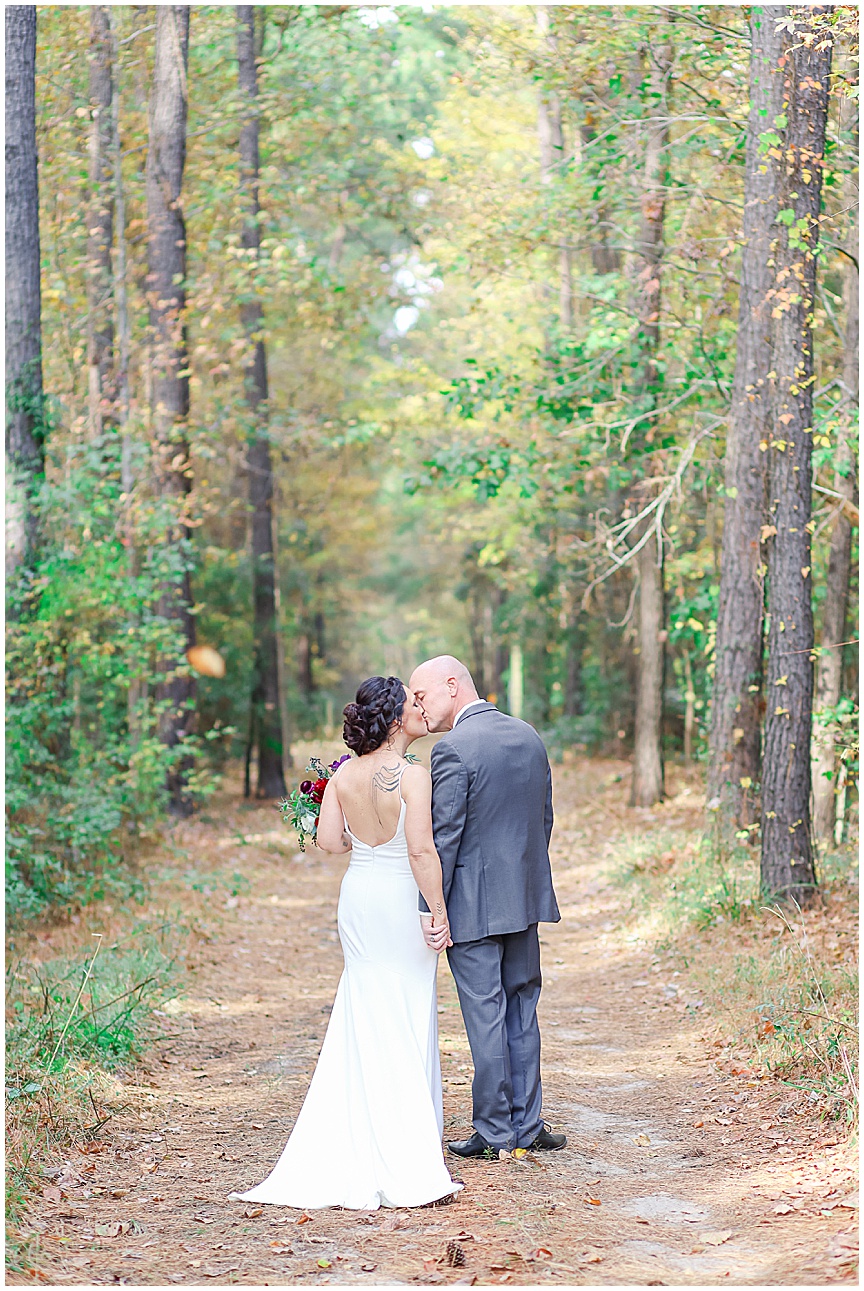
[409,655,479,734]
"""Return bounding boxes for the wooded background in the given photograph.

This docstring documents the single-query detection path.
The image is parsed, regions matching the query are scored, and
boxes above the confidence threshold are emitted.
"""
[5,4,858,920]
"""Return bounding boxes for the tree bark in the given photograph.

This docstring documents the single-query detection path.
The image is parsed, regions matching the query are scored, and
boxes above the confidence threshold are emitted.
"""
[631,532,665,804]
[87,5,114,436]
[629,26,672,807]
[812,214,857,841]
[146,5,195,815]
[5,4,44,578]
[238,4,287,799]
[564,610,584,718]
[109,11,132,492]
[683,649,695,765]
[535,7,572,327]
[708,8,790,832]
[760,8,833,902]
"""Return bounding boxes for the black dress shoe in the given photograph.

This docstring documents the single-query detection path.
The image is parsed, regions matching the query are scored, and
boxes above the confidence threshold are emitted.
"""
[528,1123,567,1151]
[447,1131,502,1159]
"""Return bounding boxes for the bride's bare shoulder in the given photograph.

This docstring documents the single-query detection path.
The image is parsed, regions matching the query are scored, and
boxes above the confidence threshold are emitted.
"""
[400,762,432,793]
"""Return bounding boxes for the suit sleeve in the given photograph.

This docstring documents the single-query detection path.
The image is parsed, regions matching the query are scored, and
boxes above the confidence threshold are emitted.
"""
[418,739,469,913]
[543,758,554,848]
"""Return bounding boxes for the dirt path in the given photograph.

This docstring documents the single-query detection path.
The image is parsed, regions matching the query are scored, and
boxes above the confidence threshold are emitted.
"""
[13,757,858,1286]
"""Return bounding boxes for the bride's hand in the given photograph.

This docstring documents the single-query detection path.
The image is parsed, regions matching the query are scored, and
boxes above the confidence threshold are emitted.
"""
[420,913,452,954]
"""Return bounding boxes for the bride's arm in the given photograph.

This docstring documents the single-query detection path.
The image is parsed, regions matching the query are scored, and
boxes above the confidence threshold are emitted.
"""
[402,766,452,950]
[316,778,351,853]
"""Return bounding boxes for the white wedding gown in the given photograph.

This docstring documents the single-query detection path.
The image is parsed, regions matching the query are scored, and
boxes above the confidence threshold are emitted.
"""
[231,790,462,1210]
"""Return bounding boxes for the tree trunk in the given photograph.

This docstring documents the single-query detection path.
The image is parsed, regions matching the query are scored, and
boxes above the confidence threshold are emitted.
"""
[237,5,287,799]
[507,643,524,720]
[87,5,114,437]
[110,11,132,491]
[760,9,833,903]
[708,8,790,831]
[812,214,857,841]
[535,7,572,327]
[683,649,695,766]
[629,26,672,808]
[581,116,621,276]
[631,533,665,805]
[146,5,195,815]
[5,4,44,579]
[564,612,583,718]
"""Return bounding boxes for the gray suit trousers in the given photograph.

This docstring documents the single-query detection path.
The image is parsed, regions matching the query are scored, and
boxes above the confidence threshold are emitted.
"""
[446,925,543,1151]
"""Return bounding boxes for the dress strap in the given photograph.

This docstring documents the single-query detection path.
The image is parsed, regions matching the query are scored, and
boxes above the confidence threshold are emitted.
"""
[397,761,411,805]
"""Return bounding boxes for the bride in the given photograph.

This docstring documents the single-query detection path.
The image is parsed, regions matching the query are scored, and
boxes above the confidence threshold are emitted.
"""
[230,675,463,1210]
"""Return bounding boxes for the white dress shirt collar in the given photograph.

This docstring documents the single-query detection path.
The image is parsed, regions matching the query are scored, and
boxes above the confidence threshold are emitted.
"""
[453,698,487,728]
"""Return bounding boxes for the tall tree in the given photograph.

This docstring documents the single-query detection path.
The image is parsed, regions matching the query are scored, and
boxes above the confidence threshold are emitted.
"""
[535,7,572,327]
[5,5,44,578]
[760,6,833,901]
[237,4,289,799]
[629,26,673,808]
[146,5,195,815]
[87,5,114,436]
[708,7,790,832]
[812,211,857,841]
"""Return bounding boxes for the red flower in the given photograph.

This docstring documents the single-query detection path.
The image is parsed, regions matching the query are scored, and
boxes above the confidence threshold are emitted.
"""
[310,777,328,803]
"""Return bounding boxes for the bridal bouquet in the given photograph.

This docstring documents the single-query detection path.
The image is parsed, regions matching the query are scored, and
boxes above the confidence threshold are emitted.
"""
[280,754,351,851]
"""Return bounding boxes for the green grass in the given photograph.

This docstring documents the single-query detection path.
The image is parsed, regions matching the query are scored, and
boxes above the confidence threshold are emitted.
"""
[5,928,179,1254]
[610,820,859,1120]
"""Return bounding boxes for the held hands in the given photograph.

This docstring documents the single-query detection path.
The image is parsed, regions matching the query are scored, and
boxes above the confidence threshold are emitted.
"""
[420,912,453,954]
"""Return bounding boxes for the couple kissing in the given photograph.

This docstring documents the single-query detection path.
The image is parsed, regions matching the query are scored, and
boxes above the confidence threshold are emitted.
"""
[230,654,563,1212]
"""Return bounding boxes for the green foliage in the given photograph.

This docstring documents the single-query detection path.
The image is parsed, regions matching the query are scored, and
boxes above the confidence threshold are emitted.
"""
[6,434,223,920]
[13,4,858,924]
[5,929,179,1245]
[6,938,176,1080]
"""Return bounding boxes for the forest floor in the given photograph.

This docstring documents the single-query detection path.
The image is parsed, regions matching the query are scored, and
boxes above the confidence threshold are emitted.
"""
[8,752,859,1287]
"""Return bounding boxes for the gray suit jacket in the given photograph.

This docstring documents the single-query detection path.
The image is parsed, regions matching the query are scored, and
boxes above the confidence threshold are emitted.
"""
[420,703,559,943]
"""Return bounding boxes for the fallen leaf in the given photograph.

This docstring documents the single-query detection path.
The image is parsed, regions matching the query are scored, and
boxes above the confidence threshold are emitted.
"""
[511,1148,528,1159]
[251,1123,264,1130]
[110,1188,130,1198]
[270,1242,293,1254]
[243,1206,263,1218]
[95,1222,123,1237]
[773,1204,794,1215]
[585,1254,603,1264]
[702,1230,734,1246]
[361,1263,377,1272]
[296,1213,313,1225]
[317,1258,332,1268]
[192,1213,215,1224]
[203,1267,240,1278]
[584,1196,602,1206]
[42,1186,62,1203]
[634,1133,651,1146]
[531,1248,553,1260]
[693,1120,704,1128]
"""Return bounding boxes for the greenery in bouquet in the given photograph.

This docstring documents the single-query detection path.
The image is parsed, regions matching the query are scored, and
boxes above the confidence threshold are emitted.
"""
[280,755,351,851]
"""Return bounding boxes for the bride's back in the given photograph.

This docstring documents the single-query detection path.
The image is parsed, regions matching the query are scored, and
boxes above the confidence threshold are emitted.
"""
[336,752,407,848]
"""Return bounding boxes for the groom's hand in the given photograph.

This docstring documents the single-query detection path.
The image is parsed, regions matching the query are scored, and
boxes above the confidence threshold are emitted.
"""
[420,913,452,953]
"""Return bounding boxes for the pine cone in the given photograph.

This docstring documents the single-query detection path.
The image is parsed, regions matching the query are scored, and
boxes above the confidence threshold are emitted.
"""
[446,1241,466,1268]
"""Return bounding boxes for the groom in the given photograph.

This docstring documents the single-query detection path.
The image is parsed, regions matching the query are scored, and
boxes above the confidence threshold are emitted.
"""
[408,655,565,1157]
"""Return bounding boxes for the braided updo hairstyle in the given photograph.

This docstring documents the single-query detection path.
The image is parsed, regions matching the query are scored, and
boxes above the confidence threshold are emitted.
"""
[342,676,406,756]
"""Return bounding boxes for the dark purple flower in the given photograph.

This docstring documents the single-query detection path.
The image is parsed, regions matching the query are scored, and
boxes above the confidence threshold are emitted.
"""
[300,780,312,794]
[330,754,351,771]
